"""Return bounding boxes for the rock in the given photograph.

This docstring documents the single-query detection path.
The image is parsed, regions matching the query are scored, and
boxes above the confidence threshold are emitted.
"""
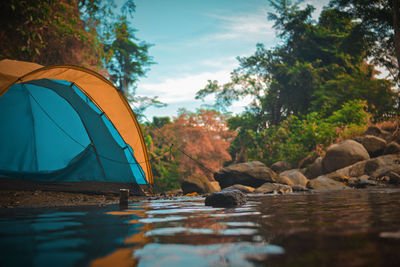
[383,142,400,155]
[322,140,370,174]
[279,169,309,187]
[364,155,400,179]
[254,183,293,194]
[214,161,277,189]
[357,176,378,187]
[224,184,255,193]
[270,161,292,173]
[298,154,318,169]
[210,181,222,192]
[354,135,386,157]
[205,189,246,207]
[324,154,400,182]
[364,126,392,143]
[181,174,219,194]
[347,175,377,188]
[307,176,351,190]
[292,185,309,191]
[305,157,323,179]
[273,175,295,187]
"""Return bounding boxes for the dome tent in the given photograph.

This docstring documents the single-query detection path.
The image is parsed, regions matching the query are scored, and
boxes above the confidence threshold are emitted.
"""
[0,59,153,195]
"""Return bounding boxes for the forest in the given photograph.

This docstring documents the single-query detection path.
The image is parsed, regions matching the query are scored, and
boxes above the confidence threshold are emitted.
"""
[1,0,399,192]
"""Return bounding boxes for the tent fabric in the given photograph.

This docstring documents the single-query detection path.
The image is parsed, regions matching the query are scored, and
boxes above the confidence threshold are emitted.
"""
[0,59,152,185]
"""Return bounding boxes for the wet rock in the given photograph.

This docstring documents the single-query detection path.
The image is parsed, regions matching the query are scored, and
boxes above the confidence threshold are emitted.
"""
[224,184,255,193]
[205,189,246,207]
[347,175,377,188]
[383,142,400,155]
[298,154,318,169]
[307,176,351,190]
[214,161,277,189]
[270,161,292,173]
[279,169,309,187]
[292,184,309,192]
[354,135,386,157]
[305,157,323,179]
[357,177,378,187]
[254,183,292,194]
[181,174,219,194]
[322,140,370,174]
[364,126,392,143]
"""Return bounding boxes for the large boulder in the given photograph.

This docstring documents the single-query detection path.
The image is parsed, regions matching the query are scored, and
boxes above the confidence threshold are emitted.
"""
[205,189,246,207]
[279,169,309,187]
[254,183,293,194]
[305,157,323,179]
[307,176,351,191]
[214,161,277,189]
[181,174,219,194]
[364,126,392,143]
[322,140,370,174]
[326,154,400,181]
[270,161,292,173]
[354,135,386,157]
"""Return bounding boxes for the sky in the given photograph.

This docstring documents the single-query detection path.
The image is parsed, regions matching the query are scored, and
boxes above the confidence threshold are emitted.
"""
[131,0,330,120]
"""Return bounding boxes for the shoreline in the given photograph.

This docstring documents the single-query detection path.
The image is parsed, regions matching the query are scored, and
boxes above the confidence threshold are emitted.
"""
[0,190,147,208]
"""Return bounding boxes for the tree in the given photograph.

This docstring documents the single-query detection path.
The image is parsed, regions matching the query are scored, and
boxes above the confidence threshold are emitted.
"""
[197,0,396,127]
[0,0,164,117]
[144,110,235,191]
[105,16,153,96]
[0,0,105,69]
[330,0,400,81]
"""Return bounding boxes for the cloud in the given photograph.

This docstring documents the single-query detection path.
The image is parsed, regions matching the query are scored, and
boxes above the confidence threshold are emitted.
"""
[202,10,276,43]
[137,68,235,104]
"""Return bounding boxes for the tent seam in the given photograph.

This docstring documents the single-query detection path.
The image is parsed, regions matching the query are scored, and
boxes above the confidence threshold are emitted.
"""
[21,84,39,171]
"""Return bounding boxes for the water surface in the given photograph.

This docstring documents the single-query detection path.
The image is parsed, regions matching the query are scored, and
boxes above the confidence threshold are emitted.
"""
[1,188,400,266]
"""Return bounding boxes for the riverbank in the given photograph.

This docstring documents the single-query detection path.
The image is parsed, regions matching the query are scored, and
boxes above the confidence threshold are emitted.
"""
[0,190,148,208]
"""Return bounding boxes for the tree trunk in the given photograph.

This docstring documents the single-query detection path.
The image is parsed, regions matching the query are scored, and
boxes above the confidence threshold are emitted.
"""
[393,0,400,80]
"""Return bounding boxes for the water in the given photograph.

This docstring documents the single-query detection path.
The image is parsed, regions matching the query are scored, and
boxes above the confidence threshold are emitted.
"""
[1,189,400,266]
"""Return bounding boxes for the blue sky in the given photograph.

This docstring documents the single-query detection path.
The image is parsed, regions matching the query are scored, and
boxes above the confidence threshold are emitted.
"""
[131,0,330,119]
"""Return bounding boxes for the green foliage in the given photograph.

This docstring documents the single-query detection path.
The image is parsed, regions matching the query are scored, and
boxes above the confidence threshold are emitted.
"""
[231,100,371,166]
[0,0,163,118]
[330,0,400,81]
[105,16,154,96]
[196,0,397,128]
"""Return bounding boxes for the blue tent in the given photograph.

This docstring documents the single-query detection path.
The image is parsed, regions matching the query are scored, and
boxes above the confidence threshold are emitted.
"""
[0,60,153,194]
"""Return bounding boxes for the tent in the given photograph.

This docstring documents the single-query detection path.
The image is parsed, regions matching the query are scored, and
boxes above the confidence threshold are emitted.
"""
[0,59,153,194]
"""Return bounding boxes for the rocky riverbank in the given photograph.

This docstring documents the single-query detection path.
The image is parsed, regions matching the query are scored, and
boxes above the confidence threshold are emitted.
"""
[182,125,400,198]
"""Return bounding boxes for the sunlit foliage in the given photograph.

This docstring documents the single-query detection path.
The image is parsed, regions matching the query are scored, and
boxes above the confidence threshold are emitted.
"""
[144,110,235,192]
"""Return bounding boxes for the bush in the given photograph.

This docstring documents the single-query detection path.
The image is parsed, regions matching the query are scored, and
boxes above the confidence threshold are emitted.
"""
[237,100,371,166]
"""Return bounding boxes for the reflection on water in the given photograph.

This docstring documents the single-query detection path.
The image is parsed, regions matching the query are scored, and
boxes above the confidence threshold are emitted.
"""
[1,189,400,266]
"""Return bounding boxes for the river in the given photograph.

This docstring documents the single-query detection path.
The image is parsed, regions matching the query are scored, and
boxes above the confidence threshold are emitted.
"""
[1,188,400,266]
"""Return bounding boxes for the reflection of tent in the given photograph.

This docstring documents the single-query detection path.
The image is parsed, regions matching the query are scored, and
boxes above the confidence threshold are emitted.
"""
[0,59,152,194]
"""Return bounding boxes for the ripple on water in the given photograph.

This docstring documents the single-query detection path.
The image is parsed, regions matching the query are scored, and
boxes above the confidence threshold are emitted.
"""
[146,207,222,215]
[139,216,187,223]
[133,242,284,267]
[210,211,261,217]
[145,227,215,236]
